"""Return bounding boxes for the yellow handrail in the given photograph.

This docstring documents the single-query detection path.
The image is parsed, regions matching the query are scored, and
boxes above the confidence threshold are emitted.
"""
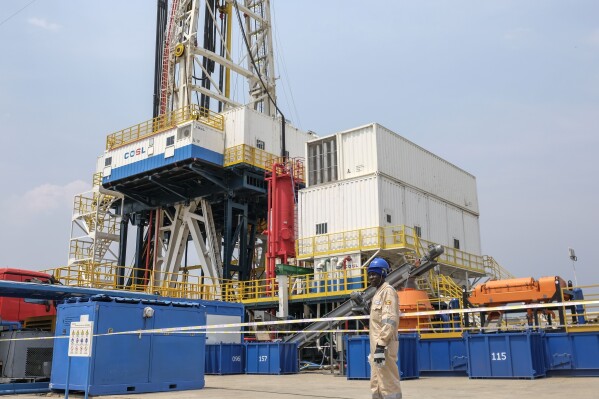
[483,255,514,280]
[106,104,224,150]
[297,224,487,275]
[43,263,368,304]
[224,144,274,169]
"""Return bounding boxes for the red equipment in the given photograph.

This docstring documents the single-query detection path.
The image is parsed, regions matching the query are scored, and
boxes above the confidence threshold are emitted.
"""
[264,158,304,279]
[0,268,56,322]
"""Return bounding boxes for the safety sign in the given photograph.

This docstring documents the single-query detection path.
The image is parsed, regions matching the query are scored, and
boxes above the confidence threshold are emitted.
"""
[68,321,93,357]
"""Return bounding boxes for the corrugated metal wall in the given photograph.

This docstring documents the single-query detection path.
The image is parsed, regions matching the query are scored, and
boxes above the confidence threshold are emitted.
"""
[298,174,482,255]
[298,176,378,237]
[378,177,405,226]
[338,125,378,180]
[428,197,449,247]
[376,124,479,214]
[222,106,312,159]
[313,123,479,214]
[463,213,482,254]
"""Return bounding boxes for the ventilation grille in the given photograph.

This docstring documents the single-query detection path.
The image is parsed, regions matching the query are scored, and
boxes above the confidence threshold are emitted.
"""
[25,347,53,377]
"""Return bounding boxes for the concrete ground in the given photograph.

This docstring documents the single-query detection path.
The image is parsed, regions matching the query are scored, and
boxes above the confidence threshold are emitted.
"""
[6,373,599,399]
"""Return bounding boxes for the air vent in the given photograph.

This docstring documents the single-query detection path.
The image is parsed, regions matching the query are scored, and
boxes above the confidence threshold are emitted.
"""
[25,347,53,377]
[177,125,192,140]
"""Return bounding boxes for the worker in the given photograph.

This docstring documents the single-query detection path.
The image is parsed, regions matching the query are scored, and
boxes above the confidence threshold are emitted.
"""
[368,257,402,399]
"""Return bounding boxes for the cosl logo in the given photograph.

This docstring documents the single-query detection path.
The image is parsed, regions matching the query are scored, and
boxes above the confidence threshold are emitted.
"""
[124,147,146,159]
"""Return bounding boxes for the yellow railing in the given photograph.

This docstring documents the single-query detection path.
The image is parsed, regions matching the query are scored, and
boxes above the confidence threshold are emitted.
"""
[105,104,224,150]
[432,273,464,303]
[43,263,599,333]
[561,283,599,332]
[44,263,367,304]
[224,144,276,169]
[297,225,487,275]
[47,263,226,300]
[483,255,514,280]
[92,172,102,187]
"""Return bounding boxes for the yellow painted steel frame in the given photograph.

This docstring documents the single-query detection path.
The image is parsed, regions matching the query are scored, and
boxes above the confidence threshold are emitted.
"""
[44,263,368,305]
[105,104,224,150]
[561,283,599,332]
[420,332,464,339]
[296,225,486,275]
[224,144,273,169]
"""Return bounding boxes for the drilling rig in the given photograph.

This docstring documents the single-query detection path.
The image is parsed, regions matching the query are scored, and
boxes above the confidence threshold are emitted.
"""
[66,0,312,299]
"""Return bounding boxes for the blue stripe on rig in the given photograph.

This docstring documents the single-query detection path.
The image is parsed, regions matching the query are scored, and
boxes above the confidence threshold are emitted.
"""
[103,144,224,183]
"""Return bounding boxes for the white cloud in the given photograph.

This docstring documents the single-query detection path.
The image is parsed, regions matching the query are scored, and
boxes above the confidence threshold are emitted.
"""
[28,17,61,31]
[2,180,89,222]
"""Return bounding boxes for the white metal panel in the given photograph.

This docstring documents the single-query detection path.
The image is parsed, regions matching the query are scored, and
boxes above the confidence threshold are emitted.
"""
[104,126,177,170]
[205,314,242,344]
[222,105,247,148]
[190,121,224,154]
[376,124,479,214]
[404,187,429,240]
[298,172,482,257]
[463,212,482,255]
[446,205,465,250]
[95,155,104,174]
[378,176,405,227]
[222,106,313,159]
[428,197,449,246]
[338,124,378,180]
[298,176,378,238]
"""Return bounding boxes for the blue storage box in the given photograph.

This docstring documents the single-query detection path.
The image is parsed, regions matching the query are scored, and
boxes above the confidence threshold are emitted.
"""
[197,300,244,345]
[544,332,599,376]
[50,296,206,395]
[465,332,546,379]
[418,337,468,375]
[245,342,298,374]
[345,334,419,380]
[205,344,245,374]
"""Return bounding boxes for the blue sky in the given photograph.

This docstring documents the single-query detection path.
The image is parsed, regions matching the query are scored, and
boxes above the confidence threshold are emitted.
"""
[0,1,597,286]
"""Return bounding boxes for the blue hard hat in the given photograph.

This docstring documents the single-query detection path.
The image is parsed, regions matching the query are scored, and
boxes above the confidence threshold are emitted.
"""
[367,257,390,277]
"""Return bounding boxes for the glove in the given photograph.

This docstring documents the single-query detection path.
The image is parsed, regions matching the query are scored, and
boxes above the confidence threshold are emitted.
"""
[373,345,386,367]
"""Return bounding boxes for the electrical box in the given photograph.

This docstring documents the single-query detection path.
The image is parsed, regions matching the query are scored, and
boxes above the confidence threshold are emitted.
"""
[50,296,206,395]
[0,330,53,382]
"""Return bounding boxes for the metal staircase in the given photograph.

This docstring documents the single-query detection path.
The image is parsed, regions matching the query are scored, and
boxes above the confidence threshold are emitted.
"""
[68,173,124,286]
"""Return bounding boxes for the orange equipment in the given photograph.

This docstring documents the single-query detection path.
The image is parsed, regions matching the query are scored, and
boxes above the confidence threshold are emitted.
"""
[469,276,569,306]
[397,288,433,330]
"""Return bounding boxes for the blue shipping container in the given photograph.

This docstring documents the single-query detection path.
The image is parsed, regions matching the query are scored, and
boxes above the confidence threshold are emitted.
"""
[544,332,599,376]
[50,297,206,395]
[465,332,546,379]
[245,343,298,374]
[418,337,468,375]
[196,300,244,345]
[345,334,419,380]
[205,344,245,375]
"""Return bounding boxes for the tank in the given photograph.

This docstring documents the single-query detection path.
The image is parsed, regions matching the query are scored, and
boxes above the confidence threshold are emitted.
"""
[398,289,433,331]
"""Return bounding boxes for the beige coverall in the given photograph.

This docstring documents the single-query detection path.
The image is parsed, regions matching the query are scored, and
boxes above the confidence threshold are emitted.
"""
[369,282,401,399]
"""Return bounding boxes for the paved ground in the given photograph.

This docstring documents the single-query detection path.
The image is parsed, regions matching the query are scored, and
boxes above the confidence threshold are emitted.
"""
[6,373,599,399]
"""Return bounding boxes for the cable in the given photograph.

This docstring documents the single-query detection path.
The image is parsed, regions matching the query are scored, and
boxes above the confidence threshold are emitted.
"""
[0,0,37,28]
[233,1,287,157]
[271,2,303,130]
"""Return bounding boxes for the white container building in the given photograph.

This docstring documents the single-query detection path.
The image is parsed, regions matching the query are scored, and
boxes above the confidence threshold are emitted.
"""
[100,105,314,184]
[221,106,315,160]
[298,123,484,281]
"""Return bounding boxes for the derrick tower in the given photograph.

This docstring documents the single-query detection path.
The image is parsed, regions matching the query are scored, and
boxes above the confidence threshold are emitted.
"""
[67,0,312,297]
